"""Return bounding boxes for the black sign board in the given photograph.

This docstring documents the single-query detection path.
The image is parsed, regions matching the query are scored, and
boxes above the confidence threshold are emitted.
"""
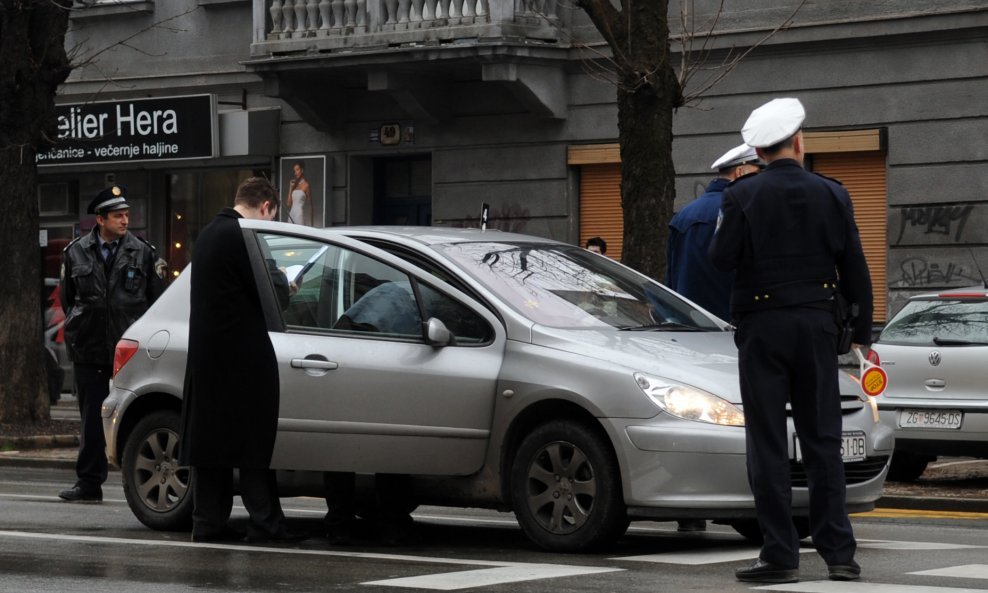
[37,94,217,166]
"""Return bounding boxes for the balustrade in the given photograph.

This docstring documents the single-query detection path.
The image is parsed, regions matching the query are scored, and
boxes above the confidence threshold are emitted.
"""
[262,0,560,41]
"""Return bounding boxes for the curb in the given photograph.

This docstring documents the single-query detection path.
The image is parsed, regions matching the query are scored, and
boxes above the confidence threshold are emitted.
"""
[0,434,79,450]
[877,495,988,514]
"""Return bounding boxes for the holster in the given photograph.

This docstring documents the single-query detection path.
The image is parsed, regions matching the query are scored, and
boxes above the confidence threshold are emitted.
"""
[833,292,858,355]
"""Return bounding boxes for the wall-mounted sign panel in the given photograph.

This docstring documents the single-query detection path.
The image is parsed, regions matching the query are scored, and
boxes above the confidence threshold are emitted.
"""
[37,94,217,166]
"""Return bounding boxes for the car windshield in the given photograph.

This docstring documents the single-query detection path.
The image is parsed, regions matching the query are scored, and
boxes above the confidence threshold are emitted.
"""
[880,297,988,345]
[437,241,722,330]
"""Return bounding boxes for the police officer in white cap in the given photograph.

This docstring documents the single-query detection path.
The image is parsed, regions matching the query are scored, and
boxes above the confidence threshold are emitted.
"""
[709,98,872,584]
[667,143,761,322]
[58,185,166,503]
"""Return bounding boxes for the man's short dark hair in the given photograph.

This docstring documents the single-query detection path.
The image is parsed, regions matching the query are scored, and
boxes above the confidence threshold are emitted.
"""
[235,177,280,210]
[760,133,798,156]
[586,236,607,254]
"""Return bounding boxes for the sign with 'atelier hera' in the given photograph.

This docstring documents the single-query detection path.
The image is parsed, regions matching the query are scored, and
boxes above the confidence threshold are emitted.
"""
[37,94,217,166]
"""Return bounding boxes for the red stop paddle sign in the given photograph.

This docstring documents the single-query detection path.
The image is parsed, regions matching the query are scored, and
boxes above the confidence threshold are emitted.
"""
[860,365,888,397]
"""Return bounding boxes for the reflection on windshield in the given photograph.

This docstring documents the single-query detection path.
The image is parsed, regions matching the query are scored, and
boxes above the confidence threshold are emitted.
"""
[882,299,988,344]
[440,242,721,330]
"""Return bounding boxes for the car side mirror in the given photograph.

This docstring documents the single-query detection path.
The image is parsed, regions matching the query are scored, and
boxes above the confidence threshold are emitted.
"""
[424,317,454,347]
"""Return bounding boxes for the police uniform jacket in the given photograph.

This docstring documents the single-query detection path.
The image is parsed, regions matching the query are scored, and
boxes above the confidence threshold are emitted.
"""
[708,158,873,344]
[178,208,284,469]
[60,227,164,366]
[666,177,734,321]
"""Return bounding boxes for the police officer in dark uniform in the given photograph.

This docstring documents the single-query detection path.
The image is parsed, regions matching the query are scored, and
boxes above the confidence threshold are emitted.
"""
[58,185,166,502]
[708,98,873,584]
[667,143,762,321]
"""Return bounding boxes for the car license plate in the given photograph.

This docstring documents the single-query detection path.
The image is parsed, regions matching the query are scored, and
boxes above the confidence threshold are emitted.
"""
[898,409,963,429]
[793,431,866,463]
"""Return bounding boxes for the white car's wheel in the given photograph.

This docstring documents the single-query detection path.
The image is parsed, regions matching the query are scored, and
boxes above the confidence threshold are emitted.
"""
[510,420,628,552]
[121,410,194,531]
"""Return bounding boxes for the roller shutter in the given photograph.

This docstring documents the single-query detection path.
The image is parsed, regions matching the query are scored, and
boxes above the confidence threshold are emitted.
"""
[579,164,624,260]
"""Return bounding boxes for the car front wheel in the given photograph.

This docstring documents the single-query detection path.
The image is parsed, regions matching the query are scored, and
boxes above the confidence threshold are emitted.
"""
[510,420,628,552]
[121,410,193,531]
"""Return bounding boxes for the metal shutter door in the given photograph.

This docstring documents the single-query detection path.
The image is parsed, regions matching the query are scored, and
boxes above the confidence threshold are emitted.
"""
[579,164,623,261]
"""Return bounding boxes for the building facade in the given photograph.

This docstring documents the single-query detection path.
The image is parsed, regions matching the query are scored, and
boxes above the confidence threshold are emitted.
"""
[42,0,988,322]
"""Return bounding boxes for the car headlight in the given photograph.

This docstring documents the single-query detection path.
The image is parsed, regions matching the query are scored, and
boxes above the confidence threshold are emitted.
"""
[634,372,745,426]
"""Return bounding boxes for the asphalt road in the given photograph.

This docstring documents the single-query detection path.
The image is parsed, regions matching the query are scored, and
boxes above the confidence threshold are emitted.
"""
[1,465,987,593]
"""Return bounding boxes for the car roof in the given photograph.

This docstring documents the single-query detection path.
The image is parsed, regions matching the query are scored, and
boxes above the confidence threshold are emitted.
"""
[338,226,563,247]
[240,220,565,248]
[906,285,988,300]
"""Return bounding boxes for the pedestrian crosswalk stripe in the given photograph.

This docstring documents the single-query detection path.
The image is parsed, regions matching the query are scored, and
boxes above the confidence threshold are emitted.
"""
[612,547,814,565]
[362,564,622,590]
[857,539,987,550]
[754,582,988,593]
[910,564,988,579]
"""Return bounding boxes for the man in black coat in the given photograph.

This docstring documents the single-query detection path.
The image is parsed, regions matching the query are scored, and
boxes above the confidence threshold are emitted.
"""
[178,176,300,543]
[58,185,165,502]
[709,98,873,584]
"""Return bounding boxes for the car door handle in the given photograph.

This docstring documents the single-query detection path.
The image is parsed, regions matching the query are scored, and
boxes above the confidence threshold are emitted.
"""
[291,357,339,370]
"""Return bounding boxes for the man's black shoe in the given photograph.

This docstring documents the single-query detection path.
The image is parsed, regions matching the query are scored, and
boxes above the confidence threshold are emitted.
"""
[57,486,102,503]
[735,559,799,583]
[244,528,309,544]
[191,527,245,543]
[828,560,861,581]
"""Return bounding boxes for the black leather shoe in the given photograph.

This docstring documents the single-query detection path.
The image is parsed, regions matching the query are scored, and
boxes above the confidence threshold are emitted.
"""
[57,486,102,503]
[191,526,245,543]
[828,560,861,581]
[735,559,799,583]
[244,528,309,544]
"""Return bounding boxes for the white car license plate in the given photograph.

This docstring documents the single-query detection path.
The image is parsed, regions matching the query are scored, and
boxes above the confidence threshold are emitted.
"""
[898,409,963,429]
[794,431,866,463]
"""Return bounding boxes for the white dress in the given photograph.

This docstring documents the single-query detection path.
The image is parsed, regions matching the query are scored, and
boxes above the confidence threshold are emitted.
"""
[289,189,307,225]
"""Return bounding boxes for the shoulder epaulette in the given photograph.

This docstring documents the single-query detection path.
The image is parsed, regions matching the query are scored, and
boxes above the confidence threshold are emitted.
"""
[63,236,82,252]
[813,171,844,185]
[133,234,158,252]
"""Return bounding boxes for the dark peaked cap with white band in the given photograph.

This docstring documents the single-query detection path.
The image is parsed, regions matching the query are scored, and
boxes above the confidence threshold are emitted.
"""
[87,185,130,215]
[710,143,761,170]
[741,98,806,148]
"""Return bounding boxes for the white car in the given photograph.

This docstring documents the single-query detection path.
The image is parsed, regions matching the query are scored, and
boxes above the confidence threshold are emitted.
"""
[103,223,893,551]
[872,285,988,481]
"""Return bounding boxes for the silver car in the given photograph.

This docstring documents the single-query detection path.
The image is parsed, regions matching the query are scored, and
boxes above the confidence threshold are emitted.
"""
[103,222,893,551]
[871,285,988,481]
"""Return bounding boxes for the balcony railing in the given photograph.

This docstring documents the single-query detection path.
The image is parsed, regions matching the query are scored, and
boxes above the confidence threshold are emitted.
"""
[252,0,563,55]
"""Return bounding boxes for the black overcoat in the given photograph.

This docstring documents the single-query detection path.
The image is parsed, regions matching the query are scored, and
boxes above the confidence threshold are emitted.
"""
[178,208,279,469]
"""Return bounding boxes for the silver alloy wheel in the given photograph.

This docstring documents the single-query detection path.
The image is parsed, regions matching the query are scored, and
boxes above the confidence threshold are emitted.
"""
[525,440,597,534]
[133,427,189,512]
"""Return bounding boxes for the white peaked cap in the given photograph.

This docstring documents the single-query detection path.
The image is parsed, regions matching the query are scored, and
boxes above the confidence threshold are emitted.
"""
[710,143,760,170]
[741,98,806,148]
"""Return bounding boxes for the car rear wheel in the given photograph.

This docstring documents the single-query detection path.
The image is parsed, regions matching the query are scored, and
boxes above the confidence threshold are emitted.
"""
[510,420,628,552]
[731,517,810,543]
[887,451,933,482]
[121,410,194,531]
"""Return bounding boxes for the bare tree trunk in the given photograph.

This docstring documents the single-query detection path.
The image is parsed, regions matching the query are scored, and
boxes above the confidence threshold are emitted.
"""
[576,0,681,282]
[0,0,74,425]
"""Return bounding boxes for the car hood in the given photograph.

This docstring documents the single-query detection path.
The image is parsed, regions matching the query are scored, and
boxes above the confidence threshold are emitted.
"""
[530,326,744,403]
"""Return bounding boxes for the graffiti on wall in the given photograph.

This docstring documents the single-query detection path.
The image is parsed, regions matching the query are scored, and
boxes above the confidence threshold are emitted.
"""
[892,257,981,288]
[894,204,974,244]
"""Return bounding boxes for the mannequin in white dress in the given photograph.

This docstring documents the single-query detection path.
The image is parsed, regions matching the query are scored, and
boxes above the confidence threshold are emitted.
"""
[287,162,312,226]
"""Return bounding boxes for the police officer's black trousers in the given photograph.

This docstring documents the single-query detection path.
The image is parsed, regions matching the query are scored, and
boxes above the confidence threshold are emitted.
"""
[735,307,856,569]
[73,364,110,493]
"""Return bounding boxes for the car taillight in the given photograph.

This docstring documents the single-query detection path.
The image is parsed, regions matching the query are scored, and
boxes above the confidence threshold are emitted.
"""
[866,348,880,366]
[113,339,139,377]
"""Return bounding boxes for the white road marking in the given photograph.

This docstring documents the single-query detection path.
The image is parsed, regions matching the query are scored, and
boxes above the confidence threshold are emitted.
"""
[0,529,623,591]
[910,564,988,579]
[755,583,988,593]
[612,546,812,565]
[363,564,622,590]
[857,539,987,551]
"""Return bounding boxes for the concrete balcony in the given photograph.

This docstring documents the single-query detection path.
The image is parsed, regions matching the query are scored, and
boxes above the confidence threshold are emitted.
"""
[251,0,566,56]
